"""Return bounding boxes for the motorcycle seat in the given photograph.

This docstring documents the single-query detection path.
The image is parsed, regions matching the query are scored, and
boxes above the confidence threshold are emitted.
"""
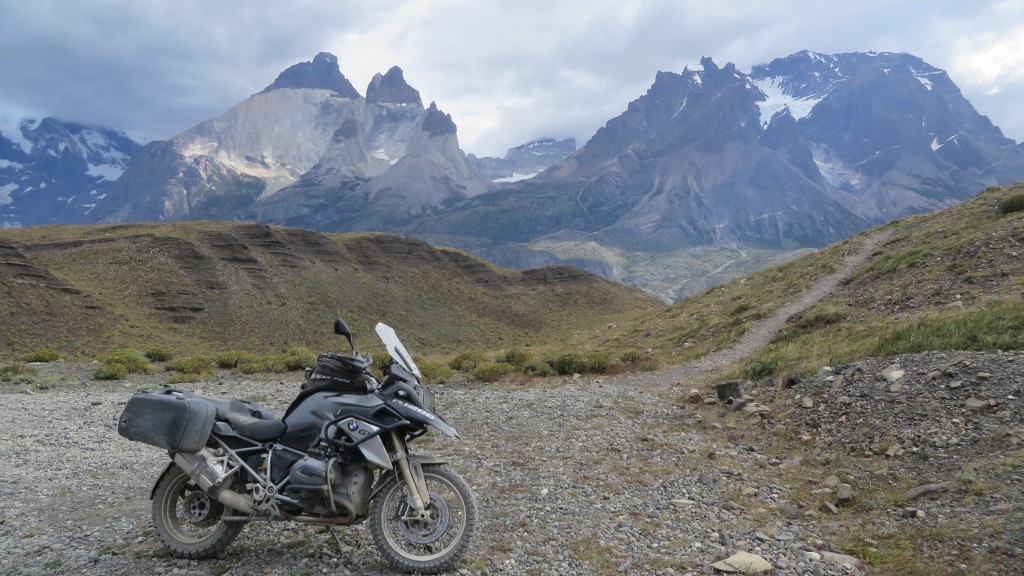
[227,412,286,441]
[199,396,286,441]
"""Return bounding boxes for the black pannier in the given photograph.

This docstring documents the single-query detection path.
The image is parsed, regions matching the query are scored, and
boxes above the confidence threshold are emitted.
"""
[117,388,215,453]
[303,352,373,393]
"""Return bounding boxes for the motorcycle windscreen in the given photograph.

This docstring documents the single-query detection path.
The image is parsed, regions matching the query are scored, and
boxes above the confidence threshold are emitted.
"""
[375,322,422,377]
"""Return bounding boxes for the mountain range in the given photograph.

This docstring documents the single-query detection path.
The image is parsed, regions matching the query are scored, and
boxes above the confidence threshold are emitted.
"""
[3,50,1023,299]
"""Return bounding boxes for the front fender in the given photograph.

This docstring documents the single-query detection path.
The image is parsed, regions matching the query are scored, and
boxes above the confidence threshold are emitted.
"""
[387,399,459,438]
[368,453,449,500]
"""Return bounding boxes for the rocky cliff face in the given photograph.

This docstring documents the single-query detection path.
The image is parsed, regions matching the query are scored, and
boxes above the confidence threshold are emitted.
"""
[91,54,488,227]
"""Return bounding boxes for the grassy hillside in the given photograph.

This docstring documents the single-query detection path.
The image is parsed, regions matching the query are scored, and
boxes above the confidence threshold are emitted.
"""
[607,182,1024,374]
[0,222,661,359]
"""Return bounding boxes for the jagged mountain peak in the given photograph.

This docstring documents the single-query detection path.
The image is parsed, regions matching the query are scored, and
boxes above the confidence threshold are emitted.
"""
[366,66,422,107]
[261,52,361,99]
[422,102,457,137]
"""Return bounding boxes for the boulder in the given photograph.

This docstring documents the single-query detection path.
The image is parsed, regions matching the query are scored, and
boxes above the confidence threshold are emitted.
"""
[716,380,747,402]
[711,551,773,574]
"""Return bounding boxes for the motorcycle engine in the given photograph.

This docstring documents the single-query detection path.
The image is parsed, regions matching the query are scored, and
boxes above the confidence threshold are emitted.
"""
[285,455,372,518]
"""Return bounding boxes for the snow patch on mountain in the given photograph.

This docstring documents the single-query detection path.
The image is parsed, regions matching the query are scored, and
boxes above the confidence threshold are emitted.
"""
[753,77,822,127]
[86,163,125,181]
[811,147,864,189]
[493,171,539,183]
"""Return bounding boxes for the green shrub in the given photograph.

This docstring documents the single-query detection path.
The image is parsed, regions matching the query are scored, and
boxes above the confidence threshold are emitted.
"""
[469,361,513,383]
[215,350,257,369]
[93,362,129,380]
[740,357,780,380]
[19,348,59,363]
[166,355,215,375]
[550,352,613,375]
[0,364,38,382]
[236,355,288,375]
[998,193,1024,214]
[419,361,453,384]
[499,348,531,367]
[448,351,488,371]
[94,349,151,380]
[144,346,174,362]
[280,347,317,371]
[521,360,555,377]
[167,372,213,385]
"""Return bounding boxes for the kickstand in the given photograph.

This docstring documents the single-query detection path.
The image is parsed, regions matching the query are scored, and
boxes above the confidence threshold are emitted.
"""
[328,526,345,553]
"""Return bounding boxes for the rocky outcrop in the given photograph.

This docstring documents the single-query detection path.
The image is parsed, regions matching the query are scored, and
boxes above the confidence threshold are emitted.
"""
[261,52,360,99]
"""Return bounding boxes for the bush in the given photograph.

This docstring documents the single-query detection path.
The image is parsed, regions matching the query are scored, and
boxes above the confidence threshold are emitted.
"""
[998,193,1024,214]
[215,350,257,369]
[0,364,38,382]
[144,346,174,362]
[236,355,288,375]
[469,361,513,383]
[419,361,453,384]
[167,372,213,385]
[280,347,317,371]
[521,360,555,377]
[93,362,129,380]
[550,352,613,375]
[499,348,531,367]
[166,355,215,375]
[94,349,151,380]
[740,357,779,380]
[19,348,59,363]
[448,351,488,371]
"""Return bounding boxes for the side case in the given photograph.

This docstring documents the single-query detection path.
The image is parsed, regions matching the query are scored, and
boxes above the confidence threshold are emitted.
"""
[117,388,215,453]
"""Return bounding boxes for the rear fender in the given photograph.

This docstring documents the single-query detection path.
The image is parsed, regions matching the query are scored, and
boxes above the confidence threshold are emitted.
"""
[149,460,178,500]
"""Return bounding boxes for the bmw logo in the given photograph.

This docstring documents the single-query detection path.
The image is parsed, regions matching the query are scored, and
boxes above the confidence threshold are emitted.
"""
[347,420,359,432]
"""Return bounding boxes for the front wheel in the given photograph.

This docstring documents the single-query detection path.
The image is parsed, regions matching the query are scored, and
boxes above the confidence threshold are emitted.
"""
[151,465,244,559]
[370,464,477,574]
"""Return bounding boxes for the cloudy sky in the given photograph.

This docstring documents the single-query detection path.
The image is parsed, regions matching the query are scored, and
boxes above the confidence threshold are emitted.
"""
[1,0,1022,157]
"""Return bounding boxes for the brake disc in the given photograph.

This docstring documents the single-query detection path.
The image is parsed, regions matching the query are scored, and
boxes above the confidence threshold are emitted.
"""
[183,490,212,522]
[398,493,450,545]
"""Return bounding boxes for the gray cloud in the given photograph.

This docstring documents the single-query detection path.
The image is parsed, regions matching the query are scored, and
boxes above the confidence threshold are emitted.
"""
[2,0,1021,157]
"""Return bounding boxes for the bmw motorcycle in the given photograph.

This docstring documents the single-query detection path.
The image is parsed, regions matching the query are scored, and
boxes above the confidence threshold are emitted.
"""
[117,320,476,574]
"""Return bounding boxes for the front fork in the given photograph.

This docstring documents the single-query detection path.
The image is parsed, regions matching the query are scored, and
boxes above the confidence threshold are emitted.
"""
[390,430,431,515]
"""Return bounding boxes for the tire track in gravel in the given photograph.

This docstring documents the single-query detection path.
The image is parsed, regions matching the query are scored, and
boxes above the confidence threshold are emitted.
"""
[677,229,894,375]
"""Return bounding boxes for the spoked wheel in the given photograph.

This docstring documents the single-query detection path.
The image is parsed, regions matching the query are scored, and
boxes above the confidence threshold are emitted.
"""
[151,465,244,559]
[370,464,477,574]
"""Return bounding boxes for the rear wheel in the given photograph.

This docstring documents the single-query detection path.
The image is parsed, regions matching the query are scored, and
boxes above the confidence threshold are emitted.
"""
[151,466,244,559]
[370,464,477,574]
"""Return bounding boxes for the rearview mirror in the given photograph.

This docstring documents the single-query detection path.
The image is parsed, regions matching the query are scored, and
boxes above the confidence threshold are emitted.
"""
[334,318,354,352]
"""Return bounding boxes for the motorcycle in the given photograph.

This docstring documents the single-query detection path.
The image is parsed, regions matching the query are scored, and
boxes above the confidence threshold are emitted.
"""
[117,319,476,574]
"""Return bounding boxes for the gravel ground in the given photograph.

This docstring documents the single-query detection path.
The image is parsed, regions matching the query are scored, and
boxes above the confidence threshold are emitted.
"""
[0,365,864,576]
[1,354,1021,576]
[1,228,1020,576]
